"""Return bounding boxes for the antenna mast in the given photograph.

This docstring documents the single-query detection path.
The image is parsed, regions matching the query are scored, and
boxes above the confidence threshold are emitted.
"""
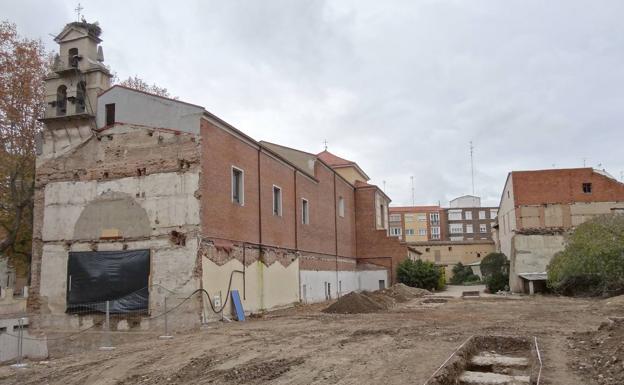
[470,141,475,195]
[410,176,415,206]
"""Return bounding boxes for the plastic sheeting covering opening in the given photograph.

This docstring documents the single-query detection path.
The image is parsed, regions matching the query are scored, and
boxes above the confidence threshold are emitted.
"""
[66,250,150,314]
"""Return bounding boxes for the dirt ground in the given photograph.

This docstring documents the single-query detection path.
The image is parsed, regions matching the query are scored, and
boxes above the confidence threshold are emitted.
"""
[1,294,622,385]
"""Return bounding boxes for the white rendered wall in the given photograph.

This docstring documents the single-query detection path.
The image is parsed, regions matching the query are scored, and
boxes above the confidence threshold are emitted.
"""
[300,269,388,303]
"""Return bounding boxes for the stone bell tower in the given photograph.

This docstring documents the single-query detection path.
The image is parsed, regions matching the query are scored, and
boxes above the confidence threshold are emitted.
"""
[39,20,112,160]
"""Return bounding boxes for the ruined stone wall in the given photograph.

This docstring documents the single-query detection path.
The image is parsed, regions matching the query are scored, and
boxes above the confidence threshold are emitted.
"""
[199,239,299,317]
[30,124,202,332]
[509,234,566,292]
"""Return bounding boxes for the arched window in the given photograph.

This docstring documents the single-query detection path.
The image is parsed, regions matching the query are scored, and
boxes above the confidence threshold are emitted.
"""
[76,81,86,113]
[68,48,79,67]
[56,85,67,116]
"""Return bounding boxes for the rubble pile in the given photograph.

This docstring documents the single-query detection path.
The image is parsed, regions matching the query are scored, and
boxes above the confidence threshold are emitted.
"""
[568,317,624,385]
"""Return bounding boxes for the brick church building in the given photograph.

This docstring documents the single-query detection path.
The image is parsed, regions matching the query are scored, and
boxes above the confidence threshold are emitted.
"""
[29,20,411,333]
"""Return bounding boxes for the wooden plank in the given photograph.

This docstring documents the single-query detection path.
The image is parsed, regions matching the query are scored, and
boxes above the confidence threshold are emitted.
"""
[231,290,245,321]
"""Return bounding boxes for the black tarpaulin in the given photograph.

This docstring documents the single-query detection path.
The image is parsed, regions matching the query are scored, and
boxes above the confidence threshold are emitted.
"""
[66,249,150,313]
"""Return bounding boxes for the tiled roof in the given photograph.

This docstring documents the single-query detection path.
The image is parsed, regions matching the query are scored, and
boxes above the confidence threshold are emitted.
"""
[316,150,356,167]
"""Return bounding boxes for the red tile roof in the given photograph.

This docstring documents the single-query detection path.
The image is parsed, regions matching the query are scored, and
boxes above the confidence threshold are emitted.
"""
[316,150,356,167]
[316,150,370,181]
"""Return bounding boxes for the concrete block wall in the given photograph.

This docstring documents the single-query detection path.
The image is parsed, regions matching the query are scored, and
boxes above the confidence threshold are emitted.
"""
[0,317,48,362]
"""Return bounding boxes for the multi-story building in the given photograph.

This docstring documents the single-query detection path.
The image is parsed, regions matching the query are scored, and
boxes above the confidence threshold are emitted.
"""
[389,196,497,279]
[445,195,498,242]
[388,206,445,242]
[496,168,624,293]
[29,20,410,343]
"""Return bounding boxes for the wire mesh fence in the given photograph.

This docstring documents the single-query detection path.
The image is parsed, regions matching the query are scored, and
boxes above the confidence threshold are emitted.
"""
[2,277,243,367]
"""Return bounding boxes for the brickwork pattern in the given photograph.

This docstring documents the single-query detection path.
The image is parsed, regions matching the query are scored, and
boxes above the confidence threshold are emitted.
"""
[355,186,408,283]
[512,168,624,206]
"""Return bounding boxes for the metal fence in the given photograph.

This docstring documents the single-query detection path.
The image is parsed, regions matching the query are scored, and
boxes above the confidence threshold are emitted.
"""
[2,275,244,368]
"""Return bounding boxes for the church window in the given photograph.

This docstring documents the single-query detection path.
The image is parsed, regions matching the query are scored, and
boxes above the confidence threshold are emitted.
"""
[56,85,67,116]
[76,81,86,113]
[68,48,79,67]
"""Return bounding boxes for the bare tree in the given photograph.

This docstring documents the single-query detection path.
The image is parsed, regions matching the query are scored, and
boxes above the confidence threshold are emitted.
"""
[116,75,176,99]
[0,21,47,274]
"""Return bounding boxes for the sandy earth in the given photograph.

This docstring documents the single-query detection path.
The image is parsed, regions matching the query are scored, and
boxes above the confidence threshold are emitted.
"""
[1,294,621,385]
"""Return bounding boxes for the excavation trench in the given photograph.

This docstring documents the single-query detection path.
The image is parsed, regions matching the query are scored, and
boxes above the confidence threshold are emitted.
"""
[426,335,541,385]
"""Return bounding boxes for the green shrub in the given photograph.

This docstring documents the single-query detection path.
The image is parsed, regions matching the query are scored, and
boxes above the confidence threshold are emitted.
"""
[462,275,482,285]
[450,262,480,284]
[547,214,624,296]
[437,267,446,291]
[481,252,509,293]
[397,259,441,291]
[485,273,508,293]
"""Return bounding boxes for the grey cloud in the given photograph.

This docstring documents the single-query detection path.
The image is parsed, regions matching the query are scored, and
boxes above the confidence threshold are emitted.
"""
[4,0,624,207]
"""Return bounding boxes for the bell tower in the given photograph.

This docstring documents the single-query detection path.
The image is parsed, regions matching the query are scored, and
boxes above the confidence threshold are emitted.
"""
[39,20,112,159]
[42,20,111,124]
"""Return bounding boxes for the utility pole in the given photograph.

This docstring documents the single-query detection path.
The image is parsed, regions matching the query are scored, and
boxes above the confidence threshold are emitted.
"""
[470,141,475,196]
[410,176,415,206]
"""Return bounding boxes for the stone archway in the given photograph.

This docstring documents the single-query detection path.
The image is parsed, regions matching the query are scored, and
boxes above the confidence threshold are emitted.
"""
[73,191,151,240]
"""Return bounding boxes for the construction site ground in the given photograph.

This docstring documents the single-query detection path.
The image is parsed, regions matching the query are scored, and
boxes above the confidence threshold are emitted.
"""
[2,290,623,385]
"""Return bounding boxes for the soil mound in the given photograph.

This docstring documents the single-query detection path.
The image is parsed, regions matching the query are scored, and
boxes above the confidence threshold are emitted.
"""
[569,317,624,385]
[323,284,431,314]
[604,294,624,307]
[323,291,387,314]
[385,283,431,300]
[363,291,397,308]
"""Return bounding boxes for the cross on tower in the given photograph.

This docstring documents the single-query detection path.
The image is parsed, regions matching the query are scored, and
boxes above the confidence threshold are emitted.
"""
[75,3,84,21]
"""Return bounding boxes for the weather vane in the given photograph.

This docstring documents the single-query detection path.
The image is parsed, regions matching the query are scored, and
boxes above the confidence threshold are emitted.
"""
[75,3,84,21]
[323,139,328,151]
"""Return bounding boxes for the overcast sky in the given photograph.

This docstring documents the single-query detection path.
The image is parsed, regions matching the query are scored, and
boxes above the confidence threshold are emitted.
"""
[4,0,624,207]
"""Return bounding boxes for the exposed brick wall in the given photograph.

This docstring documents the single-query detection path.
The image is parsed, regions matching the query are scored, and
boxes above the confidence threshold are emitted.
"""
[355,186,408,283]
[200,119,260,243]
[295,163,337,256]
[513,168,624,206]
[335,176,356,258]
[36,125,200,185]
[198,238,298,268]
[259,152,296,249]
[200,118,357,262]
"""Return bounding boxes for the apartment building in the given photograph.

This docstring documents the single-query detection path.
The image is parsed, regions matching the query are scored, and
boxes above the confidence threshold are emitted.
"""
[446,195,498,242]
[30,20,410,338]
[389,196,497,279]
[388,206,445,242]
[496,168,624,293]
